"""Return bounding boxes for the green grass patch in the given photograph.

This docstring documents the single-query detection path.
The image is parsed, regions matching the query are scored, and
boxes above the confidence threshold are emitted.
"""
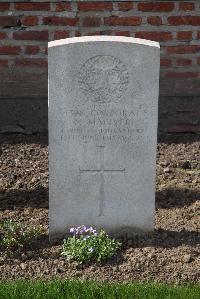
[0,280,199,299]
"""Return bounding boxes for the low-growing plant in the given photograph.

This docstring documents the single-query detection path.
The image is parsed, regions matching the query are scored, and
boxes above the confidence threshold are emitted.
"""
[61,225,121,263]
[0,220,42,249]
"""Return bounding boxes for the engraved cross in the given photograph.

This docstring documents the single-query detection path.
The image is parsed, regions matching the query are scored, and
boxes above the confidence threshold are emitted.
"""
[79,146,125,216]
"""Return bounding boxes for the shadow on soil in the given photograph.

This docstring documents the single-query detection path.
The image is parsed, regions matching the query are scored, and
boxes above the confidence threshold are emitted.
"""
[127,229,200,249]
[0,186,199,211]
[0,187,49,210]
[156,188,199,209]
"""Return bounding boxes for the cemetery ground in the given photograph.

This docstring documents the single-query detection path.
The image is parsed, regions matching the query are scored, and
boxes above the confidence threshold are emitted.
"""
[0,133,199,284]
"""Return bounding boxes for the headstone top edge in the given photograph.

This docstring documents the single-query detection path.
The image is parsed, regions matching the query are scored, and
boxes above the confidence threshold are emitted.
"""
[48,36,160,49]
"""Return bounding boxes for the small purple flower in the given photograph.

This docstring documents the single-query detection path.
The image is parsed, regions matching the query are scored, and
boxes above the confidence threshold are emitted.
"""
[80,226,87,234]
[85,227,97,234]
[69,227,75,233]
[70,225,98,236]
[74,226,81,234]
[77,225,86,235]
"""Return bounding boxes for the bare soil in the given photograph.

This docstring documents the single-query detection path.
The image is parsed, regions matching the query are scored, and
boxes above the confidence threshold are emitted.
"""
[0,134,199,283]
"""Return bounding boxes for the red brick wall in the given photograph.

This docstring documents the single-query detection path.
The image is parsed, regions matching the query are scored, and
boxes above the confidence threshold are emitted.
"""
[0,1,200,133]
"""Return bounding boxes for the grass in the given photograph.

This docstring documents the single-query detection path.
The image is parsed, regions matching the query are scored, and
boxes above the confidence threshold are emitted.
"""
[0,280,199,299]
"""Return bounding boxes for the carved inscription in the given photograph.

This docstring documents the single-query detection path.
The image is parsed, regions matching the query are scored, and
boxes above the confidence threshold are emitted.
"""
[63,105,147,144]
[78,55,129,103]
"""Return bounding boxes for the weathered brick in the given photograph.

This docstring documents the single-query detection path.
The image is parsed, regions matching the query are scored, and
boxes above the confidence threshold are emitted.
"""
[115,31,130,37]
[176,58,192,66]
[75,31,81,37]
[0,16,19,27]
[179,2,195,11]
[168,16,200,26]
[138,2,174,12]
[15,58,47,68]
[55,3,71,12]
[25,45,40,55]
[0,32,7,39]
[177,31,192,41]
[104,16,142,26]
[43,16,78,26]
[77,31,107,37]
[21,16,38,26]
[167,45,200,54]
[197,32,200,39]
[13,31,48,41]
[165,72,198,79]
[118,2,133,11]
[177,31,192,40]
[83,17,101,27]
[84,31,101,36]
[83,31,112,36]
[54,31,70,40]
[147,16,162,26]
[0,3,9,11]
[78,2,112,11]
[0,46,21,55]
[160,58,172,67]
[0,59,8,67]
[15,2,50,11]
[135,31,172,41]
[0,0,199,103]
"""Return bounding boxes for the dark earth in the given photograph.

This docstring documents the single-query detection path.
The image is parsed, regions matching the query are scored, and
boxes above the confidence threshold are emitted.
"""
[0,133,199,283]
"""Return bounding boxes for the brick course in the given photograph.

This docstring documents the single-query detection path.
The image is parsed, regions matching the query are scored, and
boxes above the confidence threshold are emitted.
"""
[0,1,200,133]
[0,1,199,84]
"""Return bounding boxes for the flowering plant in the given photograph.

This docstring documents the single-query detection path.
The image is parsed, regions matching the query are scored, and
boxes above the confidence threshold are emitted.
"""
[61,225,121,263]
[0,220,42,249]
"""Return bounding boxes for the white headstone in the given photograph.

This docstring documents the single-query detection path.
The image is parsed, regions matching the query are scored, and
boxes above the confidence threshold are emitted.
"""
[48,36,160,241]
